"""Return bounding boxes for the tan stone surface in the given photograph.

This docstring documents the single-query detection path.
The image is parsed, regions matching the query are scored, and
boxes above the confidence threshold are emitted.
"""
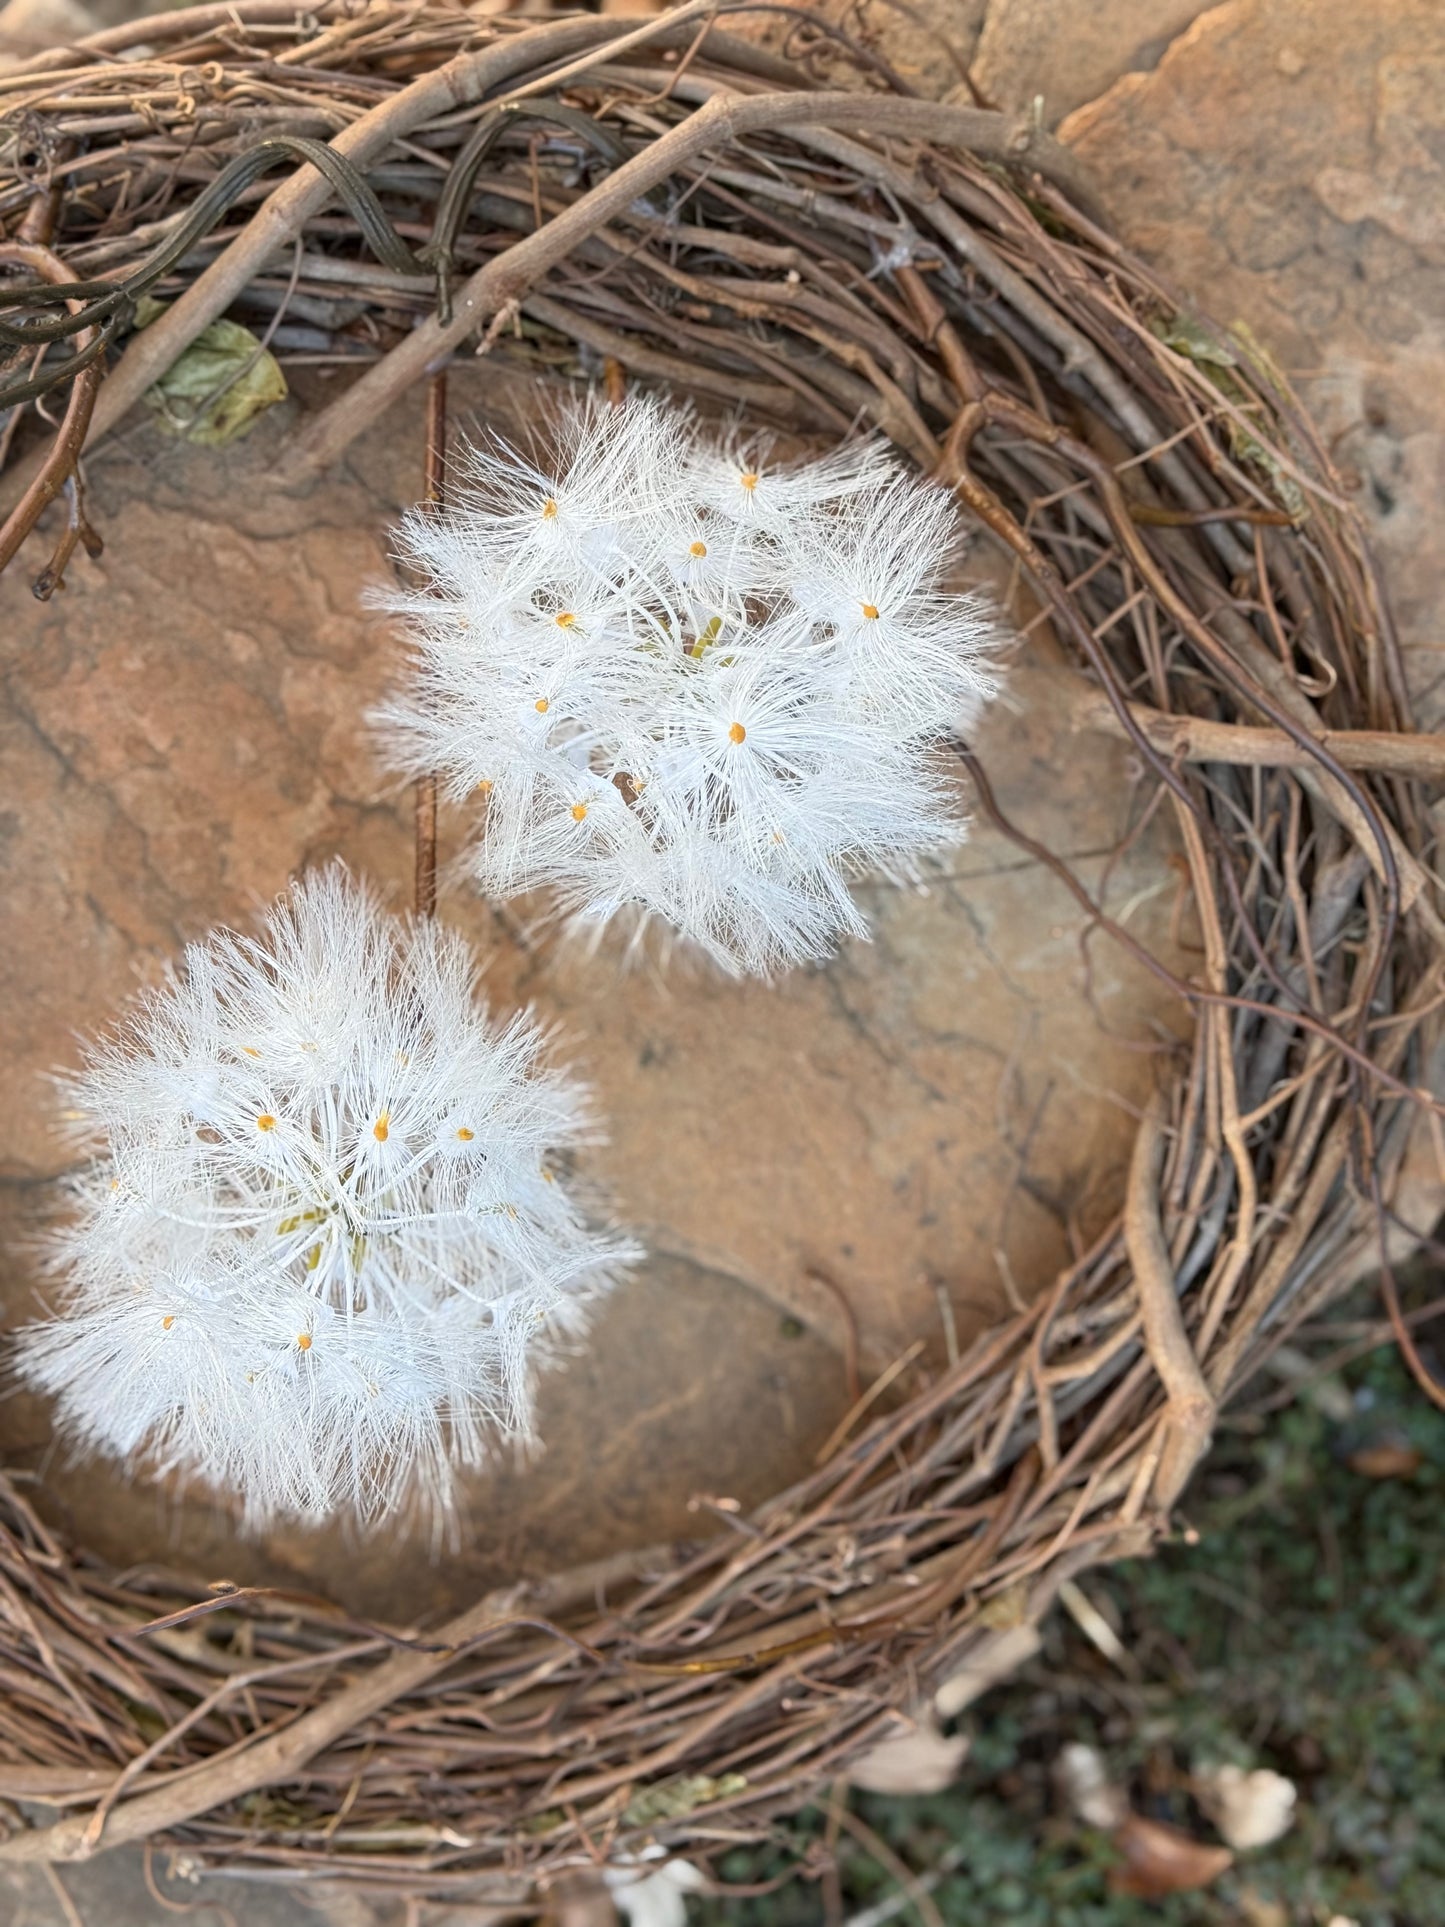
[1061,0,1445,721]
[0,0,210,61]
[973,0,1213,120]
[855,0,987,100]
[0,0,91,58]
[734,0,1212,117]
[720,0,984,100]
[0,368,1187,1616]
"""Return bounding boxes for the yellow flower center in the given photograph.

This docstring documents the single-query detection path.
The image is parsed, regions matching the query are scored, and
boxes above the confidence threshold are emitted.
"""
[373,1114,390,1142]
[297,1332,312,1351]
[571,802,588,821]
[162,1315,175,1330]
[861,602,880,620]
[689,540,708,557]
[456,1127,475,1142]
[256,1114,276,1132]
[728,722,747,744]
[739,471,759,492]
[555,612,576,628]
[535,697,550,714]
[541,497,558,520]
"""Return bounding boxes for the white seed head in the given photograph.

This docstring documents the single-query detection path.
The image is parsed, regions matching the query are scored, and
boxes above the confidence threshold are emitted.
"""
[374,395,1003,975]
[18,866,638,1528]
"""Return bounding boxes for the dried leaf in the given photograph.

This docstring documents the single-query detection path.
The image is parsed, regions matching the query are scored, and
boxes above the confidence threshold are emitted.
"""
[1058,1578,1134,1673]
[605,1853,707,1927]
[934,1621,1041,1717]
[1195,1762,1298,1850]
[1056,1741,1128,1830]
[137,297,287,446]
[1108,1813,1233,1898]
[1347,1439,1423,1480]
[848,1716,969,1794]
[1149,310,1305,518]
[1266,1346,1353,1422]
[976,1581,1030,1630]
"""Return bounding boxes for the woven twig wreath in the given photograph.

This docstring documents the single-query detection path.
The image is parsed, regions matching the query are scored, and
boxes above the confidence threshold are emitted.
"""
[0,0,1441,1900]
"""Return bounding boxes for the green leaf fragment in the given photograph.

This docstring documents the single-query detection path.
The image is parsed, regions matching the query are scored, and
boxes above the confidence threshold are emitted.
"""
[137,299,288,446]
[521,1808,565,1836]
[1150,311,1239,369]
[624,1772,749,1827]
[1151,310,1307,521]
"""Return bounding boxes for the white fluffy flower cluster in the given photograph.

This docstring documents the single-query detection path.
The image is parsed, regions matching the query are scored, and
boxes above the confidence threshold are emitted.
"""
[376,396,999,975]
[19,868,635,1528]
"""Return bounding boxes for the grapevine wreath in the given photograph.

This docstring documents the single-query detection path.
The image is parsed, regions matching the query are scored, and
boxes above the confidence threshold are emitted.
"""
[0,0,1442,1905]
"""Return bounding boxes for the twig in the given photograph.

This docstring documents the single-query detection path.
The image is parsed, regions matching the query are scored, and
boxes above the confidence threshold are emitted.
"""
[958,746,1440,1115]
[31,468,103,599]
[0,1546,653,1864]
[0,241,103,581]
[43,1865,85,1927]
[805,1265,863,1404]
[832,1801,946,1927]
[814,1341,926,1466]
[1123,1096,1215,1511]
[1364,1110,1445,1412]
[0,14,626,518]
[1063,675,1445,783]
[177,231,304,434]
[142,1839,240,1922]
[274,91,1094,490]
[842,1842,970,1927]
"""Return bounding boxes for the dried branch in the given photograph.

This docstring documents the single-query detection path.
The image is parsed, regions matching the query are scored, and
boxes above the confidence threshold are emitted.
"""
[1062,675,1445,784]
[1123,1097,1215,1510]
[0,242,103,581]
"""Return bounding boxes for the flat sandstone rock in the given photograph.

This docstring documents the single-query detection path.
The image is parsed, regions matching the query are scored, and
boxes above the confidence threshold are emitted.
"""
[0,368,1187,1618]
[1061,0,1445,723]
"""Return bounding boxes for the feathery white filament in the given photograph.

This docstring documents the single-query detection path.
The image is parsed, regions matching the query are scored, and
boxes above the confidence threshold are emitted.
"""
[18,867,637,1528]
[375,395,1001,976]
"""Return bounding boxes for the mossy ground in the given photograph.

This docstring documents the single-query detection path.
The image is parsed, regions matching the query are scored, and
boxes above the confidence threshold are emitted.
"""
[689,1313,1445,1926]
